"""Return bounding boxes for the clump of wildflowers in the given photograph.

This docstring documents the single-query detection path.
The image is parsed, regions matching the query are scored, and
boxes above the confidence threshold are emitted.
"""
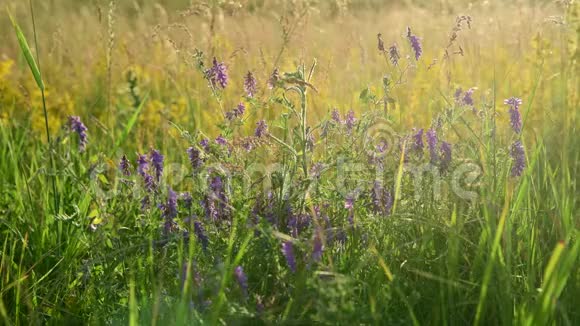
[68,116,88,152]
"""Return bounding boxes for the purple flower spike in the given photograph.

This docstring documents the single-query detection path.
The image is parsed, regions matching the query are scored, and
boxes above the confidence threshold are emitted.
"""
[505,97,523,134]
[200,138,210,152]
[510,140,526,177]
[181,192,193,209]
[331,109,341,123]
[206,57,228,89]
[463,88,475,106]
[454,88,463,103]
[244,71,257,97]
[234,266,248,298]
[388,44,400,66]
[255,120,268,138]
[187,147,203,169]
[68,116,88,152]
[282,241,296,273]
[426,128,438,163]
[345,110,356,132]
[225,103,246,121]
[377,33,386,52]
[412,128,424,155]
[150,149,164,182]
[268,68,280,89]
[439,141,452,173]
[344,196,354,210]
[312,230,323,263]
[137,154,149,176]
[215,135,227,146]
[160,189,178,234]
[120,155,131,176]
[194,220,209,251]
[406,27,422,61]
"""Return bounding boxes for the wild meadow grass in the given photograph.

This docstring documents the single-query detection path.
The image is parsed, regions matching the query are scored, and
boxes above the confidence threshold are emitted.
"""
[0,0,578,325]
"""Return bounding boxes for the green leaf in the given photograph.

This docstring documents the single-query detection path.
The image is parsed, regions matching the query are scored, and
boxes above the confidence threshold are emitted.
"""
[7,10,44,91]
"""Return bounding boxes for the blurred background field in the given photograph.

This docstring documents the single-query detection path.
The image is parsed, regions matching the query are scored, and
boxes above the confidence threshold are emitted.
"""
[0,0,578,324]
[1,0,576,147]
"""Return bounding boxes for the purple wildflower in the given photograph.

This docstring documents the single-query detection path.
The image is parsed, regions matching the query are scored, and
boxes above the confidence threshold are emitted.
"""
[137,154,148,176]
[187,147,203,169]
[505,97,523,134]
[160,188,178,219]
[181,192,193,210]
[150,149,164,182]
[412,128,424,155]
[215,135,227,146]
[510,140,526,177]
[268,68,280,89]
[312,230,324,262]
[463,88,475,106]
[331,109,341,123]
[454,88,463,103]
[426,128,438,163]
[282,241,296,273]
[206,57,228,89]
[244,71,257,97]
[377,33,386,52]
[140,196,150,210]
[194,220,209,251]
[406,27,422,61]
[200,138,210,152]
[234,266,248,298]
[345,110,356,132]
[388,43,400,66]
[225,103,245,121]
[119,155,131,176]
[68,116,88,152]
[255,120,268,138]
[439,141,452,173]
[344,196,354,210]
[143,174,155,192]
[372,181,393,216]
[160,188,178,234]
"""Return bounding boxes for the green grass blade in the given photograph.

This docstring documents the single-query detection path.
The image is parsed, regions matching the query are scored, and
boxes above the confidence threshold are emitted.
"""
[7,10,44,91]
[111,92,149,155]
